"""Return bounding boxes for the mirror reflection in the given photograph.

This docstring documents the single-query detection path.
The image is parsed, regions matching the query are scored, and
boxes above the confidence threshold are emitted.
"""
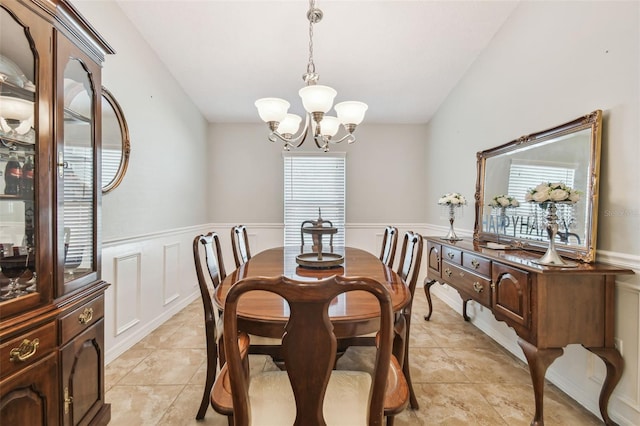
[475,110,601,262]
[101,87,129,193]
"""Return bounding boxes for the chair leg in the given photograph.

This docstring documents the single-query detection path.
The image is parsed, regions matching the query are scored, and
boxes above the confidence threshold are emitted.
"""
[403,312,419,410]
[196,351,217,419]
[386,415,395,426]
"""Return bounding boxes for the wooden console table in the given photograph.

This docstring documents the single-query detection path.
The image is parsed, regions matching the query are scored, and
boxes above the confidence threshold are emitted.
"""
[423,237,634,426]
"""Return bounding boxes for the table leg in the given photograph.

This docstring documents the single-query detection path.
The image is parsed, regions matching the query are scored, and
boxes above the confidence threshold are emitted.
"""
[585,346,624,426]
[517,338,563,426]
[423,278,437,321]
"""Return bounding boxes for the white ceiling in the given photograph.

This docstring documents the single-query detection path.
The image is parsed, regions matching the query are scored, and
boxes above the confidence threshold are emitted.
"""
[113,0,519,124]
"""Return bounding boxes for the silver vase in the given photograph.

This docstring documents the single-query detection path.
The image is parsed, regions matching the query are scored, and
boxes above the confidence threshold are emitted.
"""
[532,202,577,267]
[443,204,462,241]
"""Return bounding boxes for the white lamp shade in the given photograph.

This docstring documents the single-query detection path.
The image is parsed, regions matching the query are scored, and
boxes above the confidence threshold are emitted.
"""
[335,101,368,125]
[277,113,302,135]
[317,116,340,137]
[298,85,337,113]
[255,98,290,123]
[0,96,33,121]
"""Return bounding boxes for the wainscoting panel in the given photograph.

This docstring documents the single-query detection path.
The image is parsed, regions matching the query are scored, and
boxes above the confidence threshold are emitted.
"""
[163,243,181,306]
[113,252,141,335]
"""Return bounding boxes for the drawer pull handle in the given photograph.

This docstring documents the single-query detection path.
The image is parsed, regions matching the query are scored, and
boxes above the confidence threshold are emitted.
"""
[78,307,94,324]
[447,252,455,259]
[473,282,484,293]
[471,259,480,269]
[444,268,452,278]
[10,338,40,362]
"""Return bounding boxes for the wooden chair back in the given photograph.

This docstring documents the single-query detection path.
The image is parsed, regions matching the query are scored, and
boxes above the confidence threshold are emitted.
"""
[379,226,398,268]
[394,230,424,410]
[231,225,251,268]
[192,231,226,419]
[222,275,396,426]
[396,231,423,298]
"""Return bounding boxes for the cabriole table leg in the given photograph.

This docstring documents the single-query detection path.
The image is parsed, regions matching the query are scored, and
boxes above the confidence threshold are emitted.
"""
[517,338,564,426]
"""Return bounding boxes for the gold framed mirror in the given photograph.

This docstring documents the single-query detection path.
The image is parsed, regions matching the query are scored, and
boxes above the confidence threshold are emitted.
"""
[474,110,602,262]
[101,87,130,193]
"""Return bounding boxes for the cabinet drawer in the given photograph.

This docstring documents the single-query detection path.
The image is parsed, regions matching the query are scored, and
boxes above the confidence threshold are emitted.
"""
[442,261,491,307]
[59,295,104,345]
[0,321,56,379]
[442,246,462,264]
[462,253,491,278]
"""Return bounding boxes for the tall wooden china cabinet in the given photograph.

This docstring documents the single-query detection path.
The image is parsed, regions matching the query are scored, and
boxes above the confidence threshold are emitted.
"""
[0,0,113,424]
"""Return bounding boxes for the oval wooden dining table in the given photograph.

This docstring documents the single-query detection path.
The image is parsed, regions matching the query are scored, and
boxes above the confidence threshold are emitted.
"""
[214,246,411,339]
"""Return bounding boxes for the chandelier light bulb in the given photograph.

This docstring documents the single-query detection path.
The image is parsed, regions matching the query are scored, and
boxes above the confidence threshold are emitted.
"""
[317,116,340,137]
[255,98,290,123]
[298,85,337,114]
[277,113,302,136]
[335,101,368,126]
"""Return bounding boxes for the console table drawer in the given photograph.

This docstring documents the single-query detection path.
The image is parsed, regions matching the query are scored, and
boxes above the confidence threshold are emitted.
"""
[462,253,491,278]
[442,246,462,264]
[443,262,491,306]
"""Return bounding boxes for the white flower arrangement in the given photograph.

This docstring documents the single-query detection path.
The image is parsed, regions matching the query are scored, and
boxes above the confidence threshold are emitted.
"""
[438,192,467,206]
[488,194,520,208]
[525,182,581,204]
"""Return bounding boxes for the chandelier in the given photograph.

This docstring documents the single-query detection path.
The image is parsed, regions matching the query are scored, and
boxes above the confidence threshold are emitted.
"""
[254,0,368,152]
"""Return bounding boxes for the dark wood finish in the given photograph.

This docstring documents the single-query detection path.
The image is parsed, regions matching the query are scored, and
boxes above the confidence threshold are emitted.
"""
[60,319,106,426]
[0,351,59,425]
[215,247,411,339]
[379,226,398,268]
[0,1,112,424]
[393,231,423,410]
[231,225,251,268]
[423,237,634,426]
[212,275,409,426]
[193,232,226,420]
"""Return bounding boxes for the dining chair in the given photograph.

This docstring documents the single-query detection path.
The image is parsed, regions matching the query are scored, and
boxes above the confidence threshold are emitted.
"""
[192,232,226,420]
[231,225,251,268]
[337,231,423,423]
[210,275,409,426]
[379,226,398,268]
[393,231,424,411]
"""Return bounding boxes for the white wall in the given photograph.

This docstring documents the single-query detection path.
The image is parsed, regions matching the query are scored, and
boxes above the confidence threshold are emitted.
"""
[424,2,640,424]
[74,0,210,241]
[208,123,429,224]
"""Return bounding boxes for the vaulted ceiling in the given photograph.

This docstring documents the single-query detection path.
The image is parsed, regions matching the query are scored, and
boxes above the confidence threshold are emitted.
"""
[114,0,519,124]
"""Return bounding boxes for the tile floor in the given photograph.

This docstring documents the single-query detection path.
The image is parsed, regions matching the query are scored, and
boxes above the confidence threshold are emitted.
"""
[104,290,602,425]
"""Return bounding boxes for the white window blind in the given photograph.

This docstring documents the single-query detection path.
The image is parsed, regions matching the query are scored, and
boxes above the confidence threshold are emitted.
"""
[506,160,576,239]
[283,153,345,247]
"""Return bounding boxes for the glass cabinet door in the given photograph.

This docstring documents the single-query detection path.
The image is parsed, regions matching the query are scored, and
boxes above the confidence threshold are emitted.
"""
[56,35,100,295]
[0,5,37,303]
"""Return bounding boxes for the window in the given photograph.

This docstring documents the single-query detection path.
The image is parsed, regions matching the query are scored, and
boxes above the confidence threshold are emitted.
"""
[505,160,576,239]
[283,153,345,246]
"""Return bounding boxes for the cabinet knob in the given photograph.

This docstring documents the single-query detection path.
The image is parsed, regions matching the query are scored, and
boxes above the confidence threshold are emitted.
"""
[9,338,39,362]
[78,307,94,324]
[447,252,455,259]
[473,282,484,293]
[444,268,452,278]
[471,259,480,269]
[490,282,496,291]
